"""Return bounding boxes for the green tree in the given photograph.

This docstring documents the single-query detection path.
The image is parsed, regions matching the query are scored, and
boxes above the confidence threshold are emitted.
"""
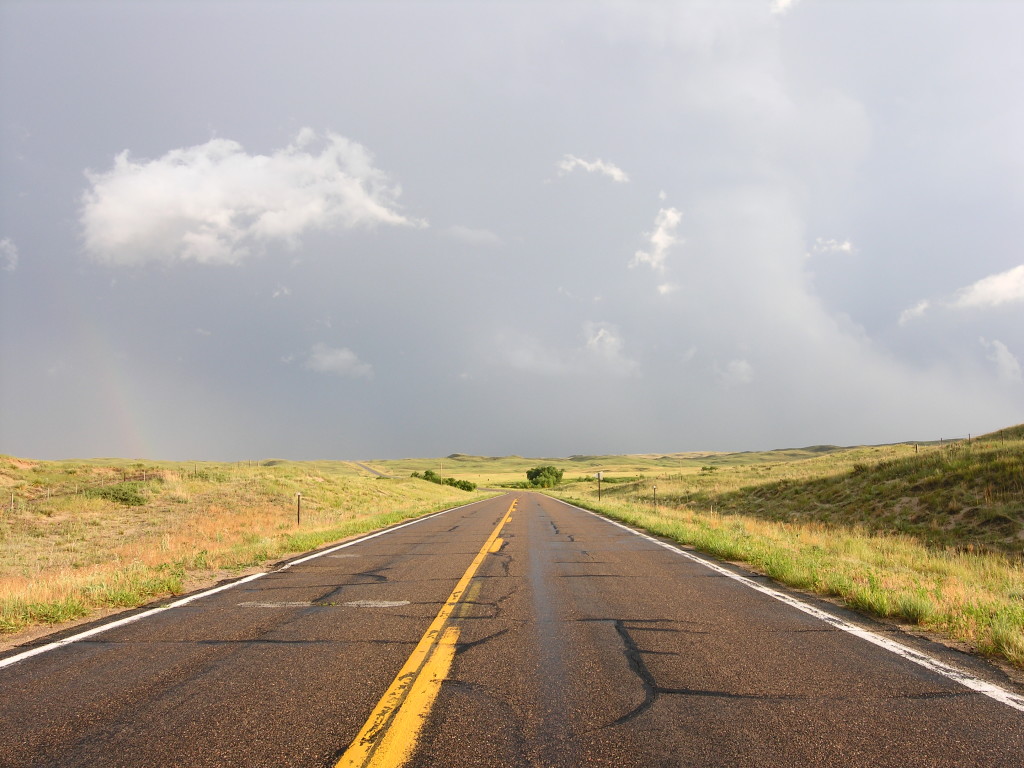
[526,466,563,487]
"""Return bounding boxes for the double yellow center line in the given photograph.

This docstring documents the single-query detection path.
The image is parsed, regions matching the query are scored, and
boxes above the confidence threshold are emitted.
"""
[335,498,517,768]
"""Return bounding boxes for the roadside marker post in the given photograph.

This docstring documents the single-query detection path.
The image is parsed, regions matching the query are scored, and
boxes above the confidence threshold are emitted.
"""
[296,493,302,526]
[653,485,657,509]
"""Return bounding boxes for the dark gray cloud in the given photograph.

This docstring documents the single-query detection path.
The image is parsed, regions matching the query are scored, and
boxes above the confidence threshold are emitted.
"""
[1,1,1022,460]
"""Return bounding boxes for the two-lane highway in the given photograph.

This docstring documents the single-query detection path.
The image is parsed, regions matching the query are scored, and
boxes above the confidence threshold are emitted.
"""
[2,493,1023,767]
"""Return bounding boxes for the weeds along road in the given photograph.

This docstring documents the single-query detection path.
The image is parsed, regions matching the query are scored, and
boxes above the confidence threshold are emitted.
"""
[2,492,1024,767]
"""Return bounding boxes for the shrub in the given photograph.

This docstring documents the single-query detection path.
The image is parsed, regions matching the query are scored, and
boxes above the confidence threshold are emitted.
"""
[86,482,147,506]
[411,469,475,491]
[527,466,563,487]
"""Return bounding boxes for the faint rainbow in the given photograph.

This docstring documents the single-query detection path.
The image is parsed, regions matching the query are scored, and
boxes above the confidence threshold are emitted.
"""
[69,283,151,459]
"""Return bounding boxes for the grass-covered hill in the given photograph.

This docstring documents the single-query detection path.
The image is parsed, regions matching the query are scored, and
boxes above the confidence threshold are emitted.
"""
[0,458,494,639]
[373,432,1023,557]
[559,427,1024,557]
[367,445,854,486]
[545,426,1024,668]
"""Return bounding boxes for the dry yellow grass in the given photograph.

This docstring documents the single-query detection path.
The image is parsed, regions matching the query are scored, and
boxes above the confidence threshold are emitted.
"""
[0,457,496,637]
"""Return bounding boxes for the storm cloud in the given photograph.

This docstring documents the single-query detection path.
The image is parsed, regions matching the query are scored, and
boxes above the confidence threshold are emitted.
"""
[1,1,1021,460]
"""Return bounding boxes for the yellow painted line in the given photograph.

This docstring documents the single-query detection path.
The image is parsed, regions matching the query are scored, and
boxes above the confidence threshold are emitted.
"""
[349,626,460,768]
[488,537,504,554]
[335,499,516,768]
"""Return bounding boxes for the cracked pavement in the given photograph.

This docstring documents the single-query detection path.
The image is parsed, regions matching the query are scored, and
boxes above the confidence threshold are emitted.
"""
[2,493,1023,767]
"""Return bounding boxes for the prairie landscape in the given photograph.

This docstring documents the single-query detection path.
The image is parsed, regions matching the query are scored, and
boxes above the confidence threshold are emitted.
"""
[3,425,1023,671]
[372,427,1024,669]
[0,458,495,643]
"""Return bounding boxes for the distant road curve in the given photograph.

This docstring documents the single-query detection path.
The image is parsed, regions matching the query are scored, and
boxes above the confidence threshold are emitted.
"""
[352,461,390,477]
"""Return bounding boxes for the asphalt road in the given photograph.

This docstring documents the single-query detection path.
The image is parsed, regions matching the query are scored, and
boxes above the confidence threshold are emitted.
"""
[351,462,390,478]
[2,493,1023,767]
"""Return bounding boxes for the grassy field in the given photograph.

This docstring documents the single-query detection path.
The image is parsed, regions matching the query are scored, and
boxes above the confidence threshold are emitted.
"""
[6,428,1024,671]
[378,430,1024,668]
[0,457,495,639]
[365,446,853,488]
[540,427,1024,669]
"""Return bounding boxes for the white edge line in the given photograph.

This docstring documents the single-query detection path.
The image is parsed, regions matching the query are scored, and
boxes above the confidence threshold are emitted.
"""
[0,498,493,671]
[550,497,1024,714]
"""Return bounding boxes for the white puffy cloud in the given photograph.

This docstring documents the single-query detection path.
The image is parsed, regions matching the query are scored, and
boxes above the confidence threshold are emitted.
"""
[446,225,502,246]
[810,237,854,256]
[556,154,629,183]
[0,238,19,271]
[899,265,1024,323]
[305,343,373,378]
[631,207,682,273]
[951,264,1024,309]
[770,0,801,16]
[898,299,931,325]
[980,338,1022,383]
[81,130,420,266]
[583,321,639,375]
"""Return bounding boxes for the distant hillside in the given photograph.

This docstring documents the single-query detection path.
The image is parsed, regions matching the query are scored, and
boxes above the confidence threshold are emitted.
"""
[590,426,1024,557]
[374,444,862,477]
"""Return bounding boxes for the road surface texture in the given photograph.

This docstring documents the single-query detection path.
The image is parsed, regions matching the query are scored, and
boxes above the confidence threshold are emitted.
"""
[2,493,1023,767]
[351,462,391,478]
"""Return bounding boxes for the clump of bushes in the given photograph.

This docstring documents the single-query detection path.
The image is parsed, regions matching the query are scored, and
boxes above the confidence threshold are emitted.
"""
[526,466,563,488]
[86,482,148,506]
[411,469,477,492]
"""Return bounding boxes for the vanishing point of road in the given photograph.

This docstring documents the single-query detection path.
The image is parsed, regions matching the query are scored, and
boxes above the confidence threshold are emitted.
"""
[2,493,1023,767]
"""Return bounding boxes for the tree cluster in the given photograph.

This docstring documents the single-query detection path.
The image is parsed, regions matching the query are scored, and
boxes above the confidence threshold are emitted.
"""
[526,466,563,488]
[411,469,476,492]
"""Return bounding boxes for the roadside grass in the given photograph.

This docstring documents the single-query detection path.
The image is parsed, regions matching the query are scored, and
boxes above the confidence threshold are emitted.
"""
[6,428,1023,668]
[549,428,1024,668]
[0,457,496,637]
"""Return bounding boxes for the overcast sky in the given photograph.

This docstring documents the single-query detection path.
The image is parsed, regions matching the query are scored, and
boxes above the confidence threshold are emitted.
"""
[2,1,1023,461]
